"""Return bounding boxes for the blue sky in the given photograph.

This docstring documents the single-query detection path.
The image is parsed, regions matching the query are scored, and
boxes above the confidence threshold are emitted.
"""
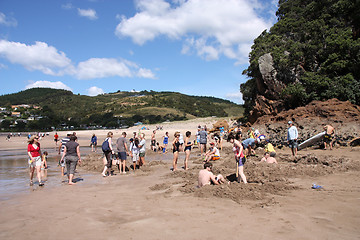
[0,0,277,104]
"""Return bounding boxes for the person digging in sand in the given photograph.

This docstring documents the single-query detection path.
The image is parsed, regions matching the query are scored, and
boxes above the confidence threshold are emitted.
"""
[198,162,226,187]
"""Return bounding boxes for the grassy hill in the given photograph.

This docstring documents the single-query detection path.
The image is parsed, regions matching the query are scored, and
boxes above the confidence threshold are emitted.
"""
[0,88,243,130]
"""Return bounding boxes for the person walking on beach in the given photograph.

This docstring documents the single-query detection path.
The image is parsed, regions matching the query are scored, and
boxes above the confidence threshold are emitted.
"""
[116,132,129,174]
[323,124,335,150]
[101,132,114,177]
[162,132,169,153]
[58,132,71,177]
[199,127,208,156]
[287,121,298,157]
[91,134,97,152]
[138,133,146,167]
[184,131,193,170]
[172,132,181,171]
[60,135,82,185]
[27,135,44,186]
[54,132,59,147]
[228,133,247,184]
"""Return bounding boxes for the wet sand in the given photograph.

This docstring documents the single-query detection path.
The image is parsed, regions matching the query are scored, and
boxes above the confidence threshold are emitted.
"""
[0,118,360,239]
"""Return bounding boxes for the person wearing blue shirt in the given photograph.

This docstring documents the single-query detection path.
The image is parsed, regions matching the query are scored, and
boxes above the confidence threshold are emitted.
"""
[287,121,298,157]
[242,137,257,156]
[91,134,98,152]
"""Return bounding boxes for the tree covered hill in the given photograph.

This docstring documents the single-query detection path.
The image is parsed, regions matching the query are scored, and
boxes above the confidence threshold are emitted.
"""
[241,0,360,122]
[0,88,243,130]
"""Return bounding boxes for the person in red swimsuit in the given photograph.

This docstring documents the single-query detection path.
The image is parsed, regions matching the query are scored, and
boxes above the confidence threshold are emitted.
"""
[27,135,44,186]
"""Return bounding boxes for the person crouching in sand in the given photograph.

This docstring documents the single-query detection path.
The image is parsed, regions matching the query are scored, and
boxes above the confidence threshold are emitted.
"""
[198,162,225,187]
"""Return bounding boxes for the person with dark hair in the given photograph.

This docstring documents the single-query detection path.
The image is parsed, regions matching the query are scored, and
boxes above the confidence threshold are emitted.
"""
[183,131,193,170]
[60,135,81,185]
[287,121,298,157]
[198,162,225,187]
[228,133,247,184]
[162,132,169,153]
[27,135,43,186]
[116,132,129,174]
[129,138,140,171]
[58,132,72,177]
[91,133,97,152]
[172,132,181,171]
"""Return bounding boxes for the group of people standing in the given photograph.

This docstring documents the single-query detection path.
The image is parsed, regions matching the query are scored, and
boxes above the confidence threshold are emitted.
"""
[101,131,146,177]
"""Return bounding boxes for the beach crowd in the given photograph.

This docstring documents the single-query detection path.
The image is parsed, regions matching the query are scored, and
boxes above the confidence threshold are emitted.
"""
[24,120,335,188]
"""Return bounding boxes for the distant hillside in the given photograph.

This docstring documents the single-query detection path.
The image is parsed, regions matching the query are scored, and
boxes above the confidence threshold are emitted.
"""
[0,88,243,130]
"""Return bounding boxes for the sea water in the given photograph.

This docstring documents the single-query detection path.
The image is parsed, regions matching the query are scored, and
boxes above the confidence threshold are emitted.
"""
[0,146,175,200]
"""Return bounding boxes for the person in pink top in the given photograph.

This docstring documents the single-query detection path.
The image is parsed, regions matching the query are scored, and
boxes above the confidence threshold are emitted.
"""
[228,133,247,184]
[27,135,44,186]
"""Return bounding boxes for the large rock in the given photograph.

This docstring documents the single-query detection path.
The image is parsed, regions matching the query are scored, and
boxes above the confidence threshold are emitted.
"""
[257,53,286,100]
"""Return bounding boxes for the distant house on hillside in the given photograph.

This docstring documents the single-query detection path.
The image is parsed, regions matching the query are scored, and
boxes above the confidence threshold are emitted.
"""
[11,112,21,117]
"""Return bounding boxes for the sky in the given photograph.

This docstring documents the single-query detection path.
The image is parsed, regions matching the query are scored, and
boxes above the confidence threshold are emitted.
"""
[0,0,278,104]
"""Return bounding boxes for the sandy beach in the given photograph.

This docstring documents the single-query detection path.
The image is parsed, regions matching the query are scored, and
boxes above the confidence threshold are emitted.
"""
[1,118,360,240]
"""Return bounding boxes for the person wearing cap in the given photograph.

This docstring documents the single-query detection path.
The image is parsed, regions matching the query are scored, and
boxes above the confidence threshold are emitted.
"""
[287,121,298,157]
[58,132,72,177]
[204,142,220,162]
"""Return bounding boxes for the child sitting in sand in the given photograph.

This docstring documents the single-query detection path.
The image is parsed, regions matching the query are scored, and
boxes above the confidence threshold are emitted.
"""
[260,152,278,164]
[203,142,220,162]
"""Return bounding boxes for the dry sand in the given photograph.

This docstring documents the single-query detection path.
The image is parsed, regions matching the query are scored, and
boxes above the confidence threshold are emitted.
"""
[0,118,360,240]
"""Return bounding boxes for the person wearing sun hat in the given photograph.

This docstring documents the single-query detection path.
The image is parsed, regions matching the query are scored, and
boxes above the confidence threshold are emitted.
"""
[287,121,298,157]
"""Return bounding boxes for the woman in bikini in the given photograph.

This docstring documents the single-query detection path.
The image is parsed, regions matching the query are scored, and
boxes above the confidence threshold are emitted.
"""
[172,132,180,171]
[184,131,193,170]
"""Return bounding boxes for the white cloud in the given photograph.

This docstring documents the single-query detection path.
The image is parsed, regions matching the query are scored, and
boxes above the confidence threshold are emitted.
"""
[115,0,273,64]
[87,86,105,96]
[226,92,244,104]
[25,81,73,91]
[0,40,71,75]
[0,12,17,27]
[61,3,74,10]
[0,63,7,69]
[0,40,156,80]
[77,8,98,20]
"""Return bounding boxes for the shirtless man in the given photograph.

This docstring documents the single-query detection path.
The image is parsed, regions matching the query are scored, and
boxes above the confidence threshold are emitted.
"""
[260,152,278,164]
[198,162,225,187]
[323,124,335,150]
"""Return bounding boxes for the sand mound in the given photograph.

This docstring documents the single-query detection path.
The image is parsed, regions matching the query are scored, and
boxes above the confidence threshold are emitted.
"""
[156,147,360,205]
